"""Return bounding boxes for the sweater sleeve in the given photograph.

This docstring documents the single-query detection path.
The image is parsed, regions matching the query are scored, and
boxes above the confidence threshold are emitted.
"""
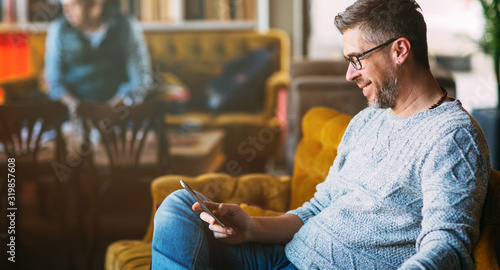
[287,165,336,223]
[44,20,69,100]
[114,17,152,104]
[399,127,489,270]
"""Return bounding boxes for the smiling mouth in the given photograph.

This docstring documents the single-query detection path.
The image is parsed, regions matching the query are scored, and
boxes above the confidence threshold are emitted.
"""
[359,82,372,90]
[355,77,371,88]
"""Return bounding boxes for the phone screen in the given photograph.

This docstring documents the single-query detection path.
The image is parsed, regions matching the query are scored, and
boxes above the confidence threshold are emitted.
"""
[180,179,226,228]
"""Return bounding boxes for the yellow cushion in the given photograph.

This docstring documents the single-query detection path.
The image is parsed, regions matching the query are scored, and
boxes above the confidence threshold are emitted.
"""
[289,107,352,210]
[473,169,500,270]
[105,240,152,270]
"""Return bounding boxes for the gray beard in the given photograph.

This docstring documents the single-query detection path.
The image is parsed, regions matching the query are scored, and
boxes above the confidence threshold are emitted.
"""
[369,76,399,109]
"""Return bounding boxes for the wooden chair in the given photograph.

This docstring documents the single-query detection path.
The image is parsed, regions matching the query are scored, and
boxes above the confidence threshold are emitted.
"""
[77,100,171,266]
[0,99,67,172]
[0,99,72,264]
[0,99,68,212]
[78,100,171,180]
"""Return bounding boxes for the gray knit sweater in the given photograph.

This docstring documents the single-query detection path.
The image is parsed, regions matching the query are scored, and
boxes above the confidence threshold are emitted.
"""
[286,100,490,270]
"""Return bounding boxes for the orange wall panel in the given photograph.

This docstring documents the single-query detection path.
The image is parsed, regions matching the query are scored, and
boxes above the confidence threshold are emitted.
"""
[0,33,31,82]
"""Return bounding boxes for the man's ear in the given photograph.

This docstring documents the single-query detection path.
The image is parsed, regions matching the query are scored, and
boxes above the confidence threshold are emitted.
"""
[393,38,411,65]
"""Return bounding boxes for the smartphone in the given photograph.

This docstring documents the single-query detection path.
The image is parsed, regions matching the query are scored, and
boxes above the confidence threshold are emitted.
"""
[180,179,226,228]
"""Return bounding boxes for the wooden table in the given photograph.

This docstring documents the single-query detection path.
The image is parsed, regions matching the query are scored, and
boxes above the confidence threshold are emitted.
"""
[1,129,226,177]
[88,129,226,176]
[168,129,226,176]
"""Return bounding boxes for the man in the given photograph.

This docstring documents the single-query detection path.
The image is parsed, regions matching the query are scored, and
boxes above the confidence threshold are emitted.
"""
[44,0,152,110]
[152,0,490,269]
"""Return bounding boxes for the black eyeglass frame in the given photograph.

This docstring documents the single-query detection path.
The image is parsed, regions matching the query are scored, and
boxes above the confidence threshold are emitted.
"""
[345,38,398,70]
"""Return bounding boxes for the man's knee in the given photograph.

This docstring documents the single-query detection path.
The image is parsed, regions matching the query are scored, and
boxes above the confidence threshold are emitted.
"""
[157,189,193,212]
[154,190,193,223]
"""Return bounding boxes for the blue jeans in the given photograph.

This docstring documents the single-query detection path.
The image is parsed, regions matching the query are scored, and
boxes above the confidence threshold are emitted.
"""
[152,190,296,270]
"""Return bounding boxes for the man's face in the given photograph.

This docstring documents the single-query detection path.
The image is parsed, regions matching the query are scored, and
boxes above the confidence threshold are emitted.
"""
[61,0,102,28]
[343,29,400,109]
[61,0,85,27]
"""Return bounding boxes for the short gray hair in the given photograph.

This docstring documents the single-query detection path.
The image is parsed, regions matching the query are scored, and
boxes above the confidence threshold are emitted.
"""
[334,0,429,69]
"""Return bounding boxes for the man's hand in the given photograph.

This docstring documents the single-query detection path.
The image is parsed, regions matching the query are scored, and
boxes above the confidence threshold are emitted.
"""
[194,202,304,246]
[60,93,80,113]
[109,96,135,107]
[108,96,125,107]
[193,202,252,245]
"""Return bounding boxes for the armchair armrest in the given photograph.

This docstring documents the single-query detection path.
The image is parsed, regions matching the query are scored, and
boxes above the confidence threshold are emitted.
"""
[142,173,291,242]
[142,173,237,241]
[263,71,291,119]
[224,174,291,211]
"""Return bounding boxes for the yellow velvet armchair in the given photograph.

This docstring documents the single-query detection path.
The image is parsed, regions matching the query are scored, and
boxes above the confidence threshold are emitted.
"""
[145,29,291,172]
[105,107,500,270]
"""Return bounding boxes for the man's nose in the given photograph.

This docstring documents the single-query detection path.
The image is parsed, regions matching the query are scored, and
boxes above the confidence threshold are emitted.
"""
[345,63,361,82]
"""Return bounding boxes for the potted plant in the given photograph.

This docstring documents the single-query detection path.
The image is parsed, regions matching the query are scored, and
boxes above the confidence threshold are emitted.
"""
[473,0,500,170]
[479,0,500,95]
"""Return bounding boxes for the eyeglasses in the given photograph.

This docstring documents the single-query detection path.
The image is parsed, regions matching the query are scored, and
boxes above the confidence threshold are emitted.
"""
[345,38,398,70]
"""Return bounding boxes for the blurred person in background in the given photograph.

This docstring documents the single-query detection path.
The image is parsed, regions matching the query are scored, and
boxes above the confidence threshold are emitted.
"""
[44,0,152,110]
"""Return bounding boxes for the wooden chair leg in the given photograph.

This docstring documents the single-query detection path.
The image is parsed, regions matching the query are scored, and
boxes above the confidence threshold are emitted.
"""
[81,166,101,270]
[57,179,78,269]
